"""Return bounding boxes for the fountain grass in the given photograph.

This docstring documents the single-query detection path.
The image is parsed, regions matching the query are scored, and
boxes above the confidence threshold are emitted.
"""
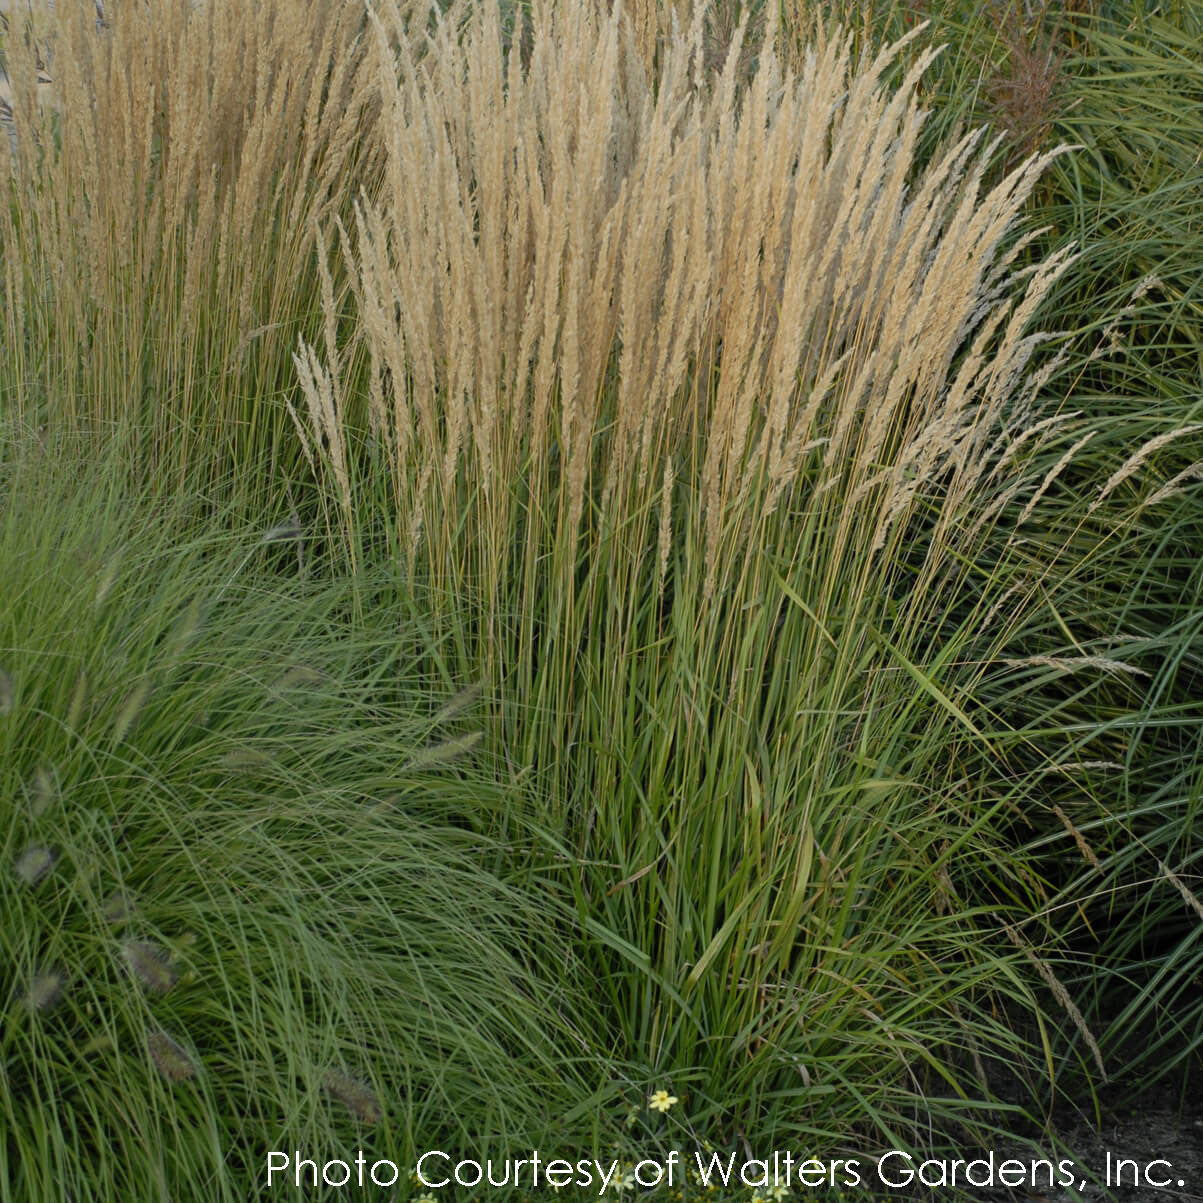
[0,430,609,1202]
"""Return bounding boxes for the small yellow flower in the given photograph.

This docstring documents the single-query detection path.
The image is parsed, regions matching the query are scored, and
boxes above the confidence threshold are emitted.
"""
[769,1185,791,1201]
[648,1088,678,1113]
[415,1194,438,1203]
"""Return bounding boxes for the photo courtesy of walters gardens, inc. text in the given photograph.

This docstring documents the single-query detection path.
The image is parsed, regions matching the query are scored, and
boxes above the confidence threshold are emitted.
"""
[265,1147,1197,1196]
[2,0,1201,1200]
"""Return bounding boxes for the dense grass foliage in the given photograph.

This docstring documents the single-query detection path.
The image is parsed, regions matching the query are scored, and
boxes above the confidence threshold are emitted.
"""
[0,435,605,1202]
[1,0,1200,1198]
[848,0,1203,1090]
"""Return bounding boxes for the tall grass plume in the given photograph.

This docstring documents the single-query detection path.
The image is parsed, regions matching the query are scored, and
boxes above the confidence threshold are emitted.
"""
[290,0,1093,1150]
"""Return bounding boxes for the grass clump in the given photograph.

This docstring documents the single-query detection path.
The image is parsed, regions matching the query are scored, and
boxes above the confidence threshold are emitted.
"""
[0,0,385,498]
[865,0,1203,1091]
[0,433,601,1202]
[596,0,1203,1115]
[288,0,1108,1152]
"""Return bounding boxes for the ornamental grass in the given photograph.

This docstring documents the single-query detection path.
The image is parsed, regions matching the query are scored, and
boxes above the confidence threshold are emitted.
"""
[290,0,1117,1147]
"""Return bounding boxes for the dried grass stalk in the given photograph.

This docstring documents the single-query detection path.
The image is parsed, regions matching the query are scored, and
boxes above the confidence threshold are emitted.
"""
[0,0,385,475]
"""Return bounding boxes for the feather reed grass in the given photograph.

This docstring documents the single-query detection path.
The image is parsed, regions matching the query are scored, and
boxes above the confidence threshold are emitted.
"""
[0,0,385,494]
[290,0,1101,1149]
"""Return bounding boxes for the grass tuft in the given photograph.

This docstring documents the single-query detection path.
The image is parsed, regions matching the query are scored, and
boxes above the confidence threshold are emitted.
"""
[0,433,607,1201]
[288,0,1106,1151]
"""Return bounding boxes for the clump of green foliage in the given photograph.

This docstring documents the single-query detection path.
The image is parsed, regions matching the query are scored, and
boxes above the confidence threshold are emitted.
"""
[0,432,603,1202]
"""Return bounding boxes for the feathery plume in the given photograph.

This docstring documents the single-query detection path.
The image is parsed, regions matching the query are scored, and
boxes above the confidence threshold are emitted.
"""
[165,596,205,656]
[322,1069,382,1125]
[402,731,483,772]
[1092,426,1203,510]
[28,764,59,819]
[121,940,177,994]
[66,668,89,730]
[102,891,134,924]
[110,679,151,744]
[274,664,328,690]
[14,845,58,886]
[25,969,68,1013]
[1139,461,1203,512]
[1005,655,1149,678]
[216,746,275,773]
[1157,860,1203,925]
[431,682,484,725]
[260,515,304,545]
[148,1030,196,1081]
[26,765,59,822]
[1002,921,1105,1079]
[95,553,123,607]
[1051,805,1104,873]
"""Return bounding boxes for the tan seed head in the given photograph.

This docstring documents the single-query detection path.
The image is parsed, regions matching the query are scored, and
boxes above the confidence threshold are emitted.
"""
[14,845,57,887]
[147,1030,196,1081]
[121,940,177,993]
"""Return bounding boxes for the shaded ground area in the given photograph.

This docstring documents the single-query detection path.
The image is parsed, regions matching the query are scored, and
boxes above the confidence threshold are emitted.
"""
[985,1072,1203,1202]
[1037,1108,1202,1202]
